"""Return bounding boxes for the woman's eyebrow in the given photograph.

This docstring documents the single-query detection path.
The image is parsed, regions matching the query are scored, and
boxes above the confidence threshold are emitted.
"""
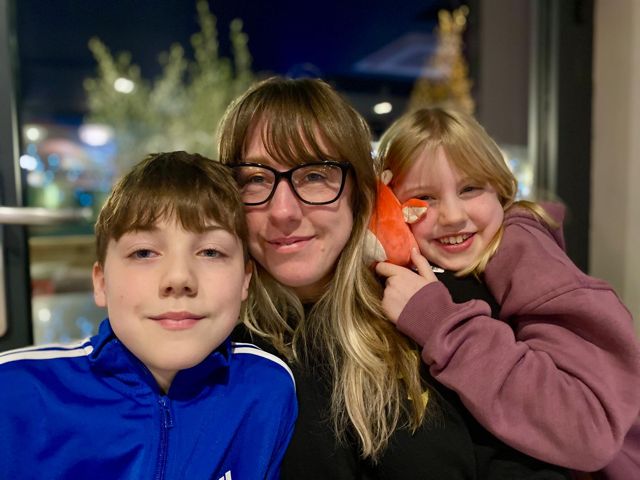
[241,154,270,163]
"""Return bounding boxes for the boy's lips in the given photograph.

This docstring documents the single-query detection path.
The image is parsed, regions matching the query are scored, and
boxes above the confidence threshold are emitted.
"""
[149,311,205,330]
[150,311,205,321]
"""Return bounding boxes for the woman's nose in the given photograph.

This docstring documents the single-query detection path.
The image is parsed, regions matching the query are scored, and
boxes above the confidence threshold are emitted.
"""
[267,180,303,224]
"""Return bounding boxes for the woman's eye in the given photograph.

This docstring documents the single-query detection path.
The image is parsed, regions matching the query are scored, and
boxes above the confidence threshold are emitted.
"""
[246,174,267,185]
[303,171,327,183]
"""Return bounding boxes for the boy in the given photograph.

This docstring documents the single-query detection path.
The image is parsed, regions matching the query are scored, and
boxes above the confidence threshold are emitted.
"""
[0,151,297,479]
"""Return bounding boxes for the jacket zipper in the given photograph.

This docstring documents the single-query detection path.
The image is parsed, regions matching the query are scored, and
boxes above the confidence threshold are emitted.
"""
[155,396,174,480]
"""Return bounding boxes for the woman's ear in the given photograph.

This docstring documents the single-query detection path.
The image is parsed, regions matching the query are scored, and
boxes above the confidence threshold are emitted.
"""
[241,259,253,301]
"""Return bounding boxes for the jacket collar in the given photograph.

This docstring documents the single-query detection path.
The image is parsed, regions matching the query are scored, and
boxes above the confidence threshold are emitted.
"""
[88,319,232,398]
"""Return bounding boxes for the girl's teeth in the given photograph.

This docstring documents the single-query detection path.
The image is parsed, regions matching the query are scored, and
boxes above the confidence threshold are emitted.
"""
[440,235,468,245]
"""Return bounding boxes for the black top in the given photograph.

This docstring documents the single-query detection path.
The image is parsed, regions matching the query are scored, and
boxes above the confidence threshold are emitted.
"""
[232,272,570,479]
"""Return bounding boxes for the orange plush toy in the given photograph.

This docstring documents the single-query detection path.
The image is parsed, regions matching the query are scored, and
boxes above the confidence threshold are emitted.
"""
[364,170,428,267]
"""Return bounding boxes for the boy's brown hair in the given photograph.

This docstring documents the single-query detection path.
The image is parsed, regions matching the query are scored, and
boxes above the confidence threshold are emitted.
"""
[95,151,248,265]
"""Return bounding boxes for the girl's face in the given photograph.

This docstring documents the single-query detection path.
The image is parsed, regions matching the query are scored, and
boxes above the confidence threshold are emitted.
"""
[392,146,504,272]
[242,127,354,301]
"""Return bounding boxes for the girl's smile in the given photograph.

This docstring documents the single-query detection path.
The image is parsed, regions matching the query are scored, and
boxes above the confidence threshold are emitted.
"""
[392,146,504,272]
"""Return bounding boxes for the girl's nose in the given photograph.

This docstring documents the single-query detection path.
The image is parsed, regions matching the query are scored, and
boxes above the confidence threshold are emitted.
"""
[438,197,467,227]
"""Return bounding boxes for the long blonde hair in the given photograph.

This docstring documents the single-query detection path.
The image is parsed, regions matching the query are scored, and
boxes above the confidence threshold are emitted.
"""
[218,77,426,459]
[378,107,556,276]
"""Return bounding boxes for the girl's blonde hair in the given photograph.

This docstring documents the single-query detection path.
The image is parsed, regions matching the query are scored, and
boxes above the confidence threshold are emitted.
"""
[378,107,555,276]
[217,77,427,459]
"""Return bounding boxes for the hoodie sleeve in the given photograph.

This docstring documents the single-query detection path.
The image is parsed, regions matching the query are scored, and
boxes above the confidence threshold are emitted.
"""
[397,208,640,472]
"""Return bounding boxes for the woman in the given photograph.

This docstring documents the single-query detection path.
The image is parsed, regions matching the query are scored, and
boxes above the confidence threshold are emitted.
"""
[217,76,568,479]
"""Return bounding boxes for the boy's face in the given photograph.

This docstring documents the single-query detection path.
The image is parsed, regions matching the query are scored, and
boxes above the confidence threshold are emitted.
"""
[92,217,251,391]
[392,146,504,272]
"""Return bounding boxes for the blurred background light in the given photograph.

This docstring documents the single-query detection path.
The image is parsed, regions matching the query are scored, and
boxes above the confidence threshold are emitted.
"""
[373,101,393,115]
[78,123,114,146]
[19,154,38,171]
[113,77,135,93]
[24,125,45,142]
[38,308,51,323]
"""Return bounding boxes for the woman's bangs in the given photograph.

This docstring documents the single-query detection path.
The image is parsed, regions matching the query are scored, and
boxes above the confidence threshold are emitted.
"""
[257,113,338,167]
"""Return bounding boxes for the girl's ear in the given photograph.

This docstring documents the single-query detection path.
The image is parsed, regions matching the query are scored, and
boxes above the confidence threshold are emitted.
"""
[92,262,107,308]
[380,169,393,185]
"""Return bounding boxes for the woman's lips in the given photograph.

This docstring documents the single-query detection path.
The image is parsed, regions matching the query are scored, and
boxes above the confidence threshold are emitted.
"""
[267,235,314,252]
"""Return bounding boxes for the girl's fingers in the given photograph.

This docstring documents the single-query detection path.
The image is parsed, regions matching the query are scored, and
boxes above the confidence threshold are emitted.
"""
[375,261,402,278]
[410,248,433,278]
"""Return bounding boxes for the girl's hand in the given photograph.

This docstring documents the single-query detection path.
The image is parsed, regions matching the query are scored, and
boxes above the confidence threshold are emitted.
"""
[375,248,438,323]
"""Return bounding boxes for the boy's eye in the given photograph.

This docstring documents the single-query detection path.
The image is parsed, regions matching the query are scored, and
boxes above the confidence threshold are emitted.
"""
[131,249,156,259]
[418,194,436,202]
[199,248,221,258]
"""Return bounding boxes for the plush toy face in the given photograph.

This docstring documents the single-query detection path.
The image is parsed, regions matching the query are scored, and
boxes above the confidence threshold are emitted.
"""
[364,178,428,267]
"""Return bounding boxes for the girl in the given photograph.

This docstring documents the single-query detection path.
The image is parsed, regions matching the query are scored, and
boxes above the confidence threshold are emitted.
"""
[375,107,640,479]
[218,77,568,479]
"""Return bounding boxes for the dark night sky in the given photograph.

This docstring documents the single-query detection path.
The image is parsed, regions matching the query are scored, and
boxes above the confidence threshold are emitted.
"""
[14,0,466,121]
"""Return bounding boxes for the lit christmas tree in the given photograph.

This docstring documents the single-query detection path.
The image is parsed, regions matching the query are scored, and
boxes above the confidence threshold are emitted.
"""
[408,6,474,114]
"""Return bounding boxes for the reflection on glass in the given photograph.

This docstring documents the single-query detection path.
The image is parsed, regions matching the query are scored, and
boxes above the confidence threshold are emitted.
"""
[21,122,114,344]
[32,293,105,344]
[500,144,533,200]
[17,1,534,344]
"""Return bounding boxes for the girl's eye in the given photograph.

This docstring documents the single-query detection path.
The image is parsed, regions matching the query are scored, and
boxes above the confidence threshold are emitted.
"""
[131,249,156,259]
[461,185,481,195]
[418,194,436,202]
[199,248,221,258]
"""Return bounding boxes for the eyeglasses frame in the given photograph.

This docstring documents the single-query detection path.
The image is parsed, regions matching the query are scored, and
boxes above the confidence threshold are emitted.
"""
[231,160,352,206]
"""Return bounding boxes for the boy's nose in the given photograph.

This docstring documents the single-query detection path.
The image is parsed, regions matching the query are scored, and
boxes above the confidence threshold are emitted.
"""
[159,260,198,297]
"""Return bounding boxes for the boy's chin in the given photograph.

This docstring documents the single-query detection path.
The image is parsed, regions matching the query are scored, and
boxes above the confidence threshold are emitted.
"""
[159,350,214,370]
[147,350,214,377]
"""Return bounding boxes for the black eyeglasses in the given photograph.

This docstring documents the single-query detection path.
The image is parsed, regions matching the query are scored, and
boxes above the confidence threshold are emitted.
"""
[231,161,351,206]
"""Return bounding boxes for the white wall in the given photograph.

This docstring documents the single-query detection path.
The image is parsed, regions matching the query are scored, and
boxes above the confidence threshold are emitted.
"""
[591,0,640,333]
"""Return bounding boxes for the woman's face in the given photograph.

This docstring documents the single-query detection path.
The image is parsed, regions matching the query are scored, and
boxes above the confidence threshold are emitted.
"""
[392,146,504,272]
[242,127,354,300]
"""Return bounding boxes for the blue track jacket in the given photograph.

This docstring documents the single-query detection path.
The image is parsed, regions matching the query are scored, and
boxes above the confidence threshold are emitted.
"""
[0,319,297,479]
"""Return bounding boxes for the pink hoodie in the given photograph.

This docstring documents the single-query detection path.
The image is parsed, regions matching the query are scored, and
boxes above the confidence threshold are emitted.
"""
[397,203,640,477]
